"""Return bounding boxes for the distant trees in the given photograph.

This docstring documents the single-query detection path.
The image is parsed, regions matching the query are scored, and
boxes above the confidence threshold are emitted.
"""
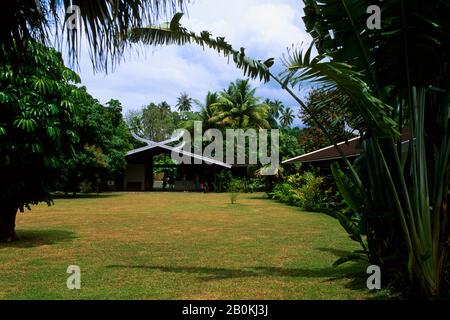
[297,89,356,153]
[126,102,179,142]
[195,91,219,129]
[265,99,284,128]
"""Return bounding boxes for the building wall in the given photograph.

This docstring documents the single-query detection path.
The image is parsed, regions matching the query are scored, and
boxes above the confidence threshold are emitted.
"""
[123,164,146,191]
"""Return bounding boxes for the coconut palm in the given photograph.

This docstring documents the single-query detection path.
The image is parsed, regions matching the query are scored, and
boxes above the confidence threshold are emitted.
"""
[176,92,193,112]
[264,98,284,128]
[279,107,294,128]
[209,79,270,129]
[269,99,284,120]
[194,91,219,128]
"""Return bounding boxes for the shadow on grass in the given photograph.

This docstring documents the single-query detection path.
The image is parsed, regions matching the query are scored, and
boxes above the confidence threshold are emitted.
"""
[0,229,77,249]
[52,193,122,200]
[107,263,366,287]
[316,247,358,258]
[106,263,393,298]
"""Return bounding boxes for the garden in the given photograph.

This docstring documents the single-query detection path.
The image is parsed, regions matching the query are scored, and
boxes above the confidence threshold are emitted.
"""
[1,0,449,300]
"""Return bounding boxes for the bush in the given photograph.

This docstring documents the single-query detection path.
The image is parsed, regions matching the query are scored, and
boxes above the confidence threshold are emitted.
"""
[80,180,93,193]
[268,171,326,211]
[290,172,324,211]
[228,178,245,204]
[268,183,298,205]
[216,171,233,192]
[247,178,265,193]
[216,172,265,194]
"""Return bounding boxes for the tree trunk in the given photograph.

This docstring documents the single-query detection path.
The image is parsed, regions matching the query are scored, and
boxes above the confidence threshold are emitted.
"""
[0,204,18,243]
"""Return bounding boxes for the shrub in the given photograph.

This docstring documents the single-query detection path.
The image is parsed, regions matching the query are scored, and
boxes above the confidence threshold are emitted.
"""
[268,182,298,205]
[228,178,245,204]
[80,180,93,193]
[217,171,233,192]
[247,178,265,193]
[268,171,326,211]
[290,172,324,211]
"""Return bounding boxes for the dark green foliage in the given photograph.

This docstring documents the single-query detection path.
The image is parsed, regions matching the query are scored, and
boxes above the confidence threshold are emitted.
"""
[176,92,193,112]
[58,93,132,194]
[0,41,132,240]
[215,171,234,193]
[0,41,80,211]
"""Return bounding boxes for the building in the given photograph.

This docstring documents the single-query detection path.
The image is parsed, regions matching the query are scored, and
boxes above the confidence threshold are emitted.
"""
[282,136,361,170]
[116,142,233,192]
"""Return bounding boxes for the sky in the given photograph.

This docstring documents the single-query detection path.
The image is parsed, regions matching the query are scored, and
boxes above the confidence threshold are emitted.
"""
[73,0,313,124]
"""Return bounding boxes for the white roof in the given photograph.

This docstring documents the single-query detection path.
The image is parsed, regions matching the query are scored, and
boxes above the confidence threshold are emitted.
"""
[126,143,232,168]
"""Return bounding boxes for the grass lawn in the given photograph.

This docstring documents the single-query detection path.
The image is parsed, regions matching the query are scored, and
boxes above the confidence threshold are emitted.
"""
[0,192,388,299]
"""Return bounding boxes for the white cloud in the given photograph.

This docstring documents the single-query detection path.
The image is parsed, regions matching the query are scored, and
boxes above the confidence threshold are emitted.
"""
[76,0,313,118]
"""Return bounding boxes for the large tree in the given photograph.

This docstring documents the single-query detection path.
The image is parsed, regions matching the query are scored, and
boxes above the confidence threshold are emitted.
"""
[58,93,132,195]
[0,0,188,242]
[0,42,80,242]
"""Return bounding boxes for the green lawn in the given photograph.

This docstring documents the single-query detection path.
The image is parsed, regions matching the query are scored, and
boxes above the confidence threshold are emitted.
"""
[0,192,388,299]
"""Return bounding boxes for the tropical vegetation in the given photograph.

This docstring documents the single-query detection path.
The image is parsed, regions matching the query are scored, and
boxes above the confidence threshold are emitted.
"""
[128,1,450,297]
[1,0,449,299]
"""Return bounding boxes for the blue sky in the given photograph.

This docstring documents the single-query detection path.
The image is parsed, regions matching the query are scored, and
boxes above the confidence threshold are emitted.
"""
[73,0,313,124]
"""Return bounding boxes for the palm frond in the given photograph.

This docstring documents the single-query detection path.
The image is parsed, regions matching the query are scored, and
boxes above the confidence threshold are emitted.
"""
[281,44,399,139]
[1,0,187,71]
[128,13,273,82]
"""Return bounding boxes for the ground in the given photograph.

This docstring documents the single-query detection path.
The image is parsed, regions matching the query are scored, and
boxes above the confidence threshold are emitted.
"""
[0,192,389,299]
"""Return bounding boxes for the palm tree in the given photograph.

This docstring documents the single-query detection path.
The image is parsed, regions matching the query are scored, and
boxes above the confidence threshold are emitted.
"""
[269,99,284,120]
[279,107,294,128]
[209,79,270,129]
[264,98,284,128]
[195,91,219,128]
[1,0,186,70]
[159,101,172,113]
[176,92,193,112]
